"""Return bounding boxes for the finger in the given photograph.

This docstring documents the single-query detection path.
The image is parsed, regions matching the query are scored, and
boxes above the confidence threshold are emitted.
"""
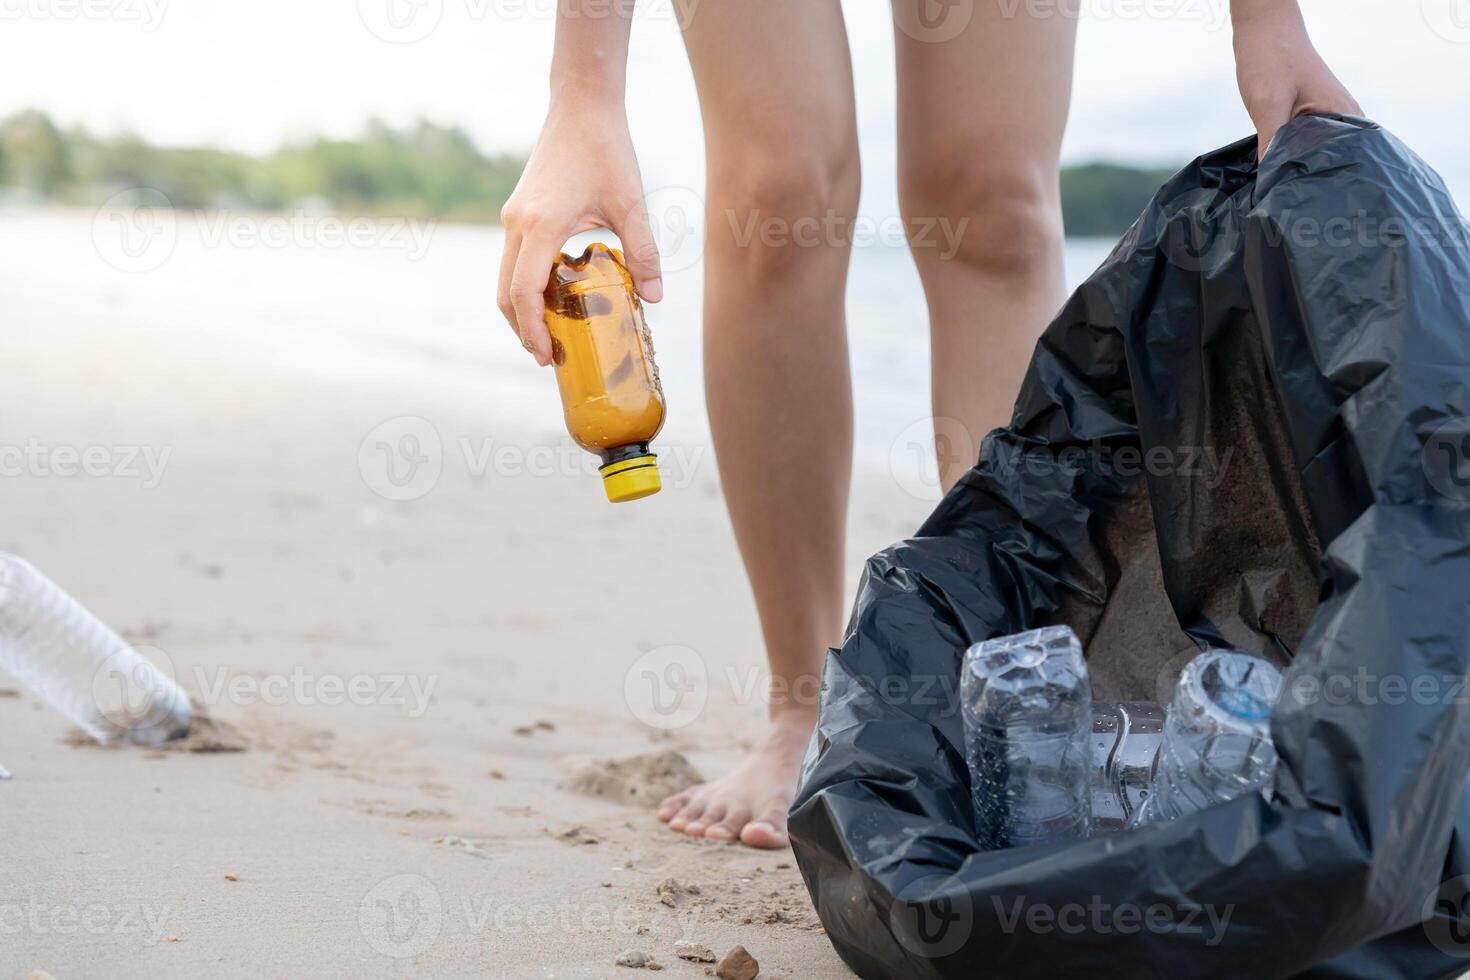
[612,196,664,303]
[510,232,563,366]
[497,227,528,349]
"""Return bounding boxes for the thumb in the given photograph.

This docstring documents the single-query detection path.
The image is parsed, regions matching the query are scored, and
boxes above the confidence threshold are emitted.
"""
[1252,99,1293,161]
[1256,121,1281,161]
[613,197,664,303]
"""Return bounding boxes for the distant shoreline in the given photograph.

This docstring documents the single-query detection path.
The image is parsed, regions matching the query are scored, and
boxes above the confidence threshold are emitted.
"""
[3,108,1179,238]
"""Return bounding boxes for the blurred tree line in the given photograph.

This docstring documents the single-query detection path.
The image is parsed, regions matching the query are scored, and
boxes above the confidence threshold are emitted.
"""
[1058,162,1181,237]
[0,109,1176,235]
[0,110,523,222]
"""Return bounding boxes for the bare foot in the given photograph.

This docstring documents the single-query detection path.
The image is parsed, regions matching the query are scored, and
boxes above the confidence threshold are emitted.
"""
[656,712,815,849]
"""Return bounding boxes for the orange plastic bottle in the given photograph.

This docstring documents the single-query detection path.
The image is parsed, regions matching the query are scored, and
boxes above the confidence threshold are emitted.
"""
[542,243,666,503]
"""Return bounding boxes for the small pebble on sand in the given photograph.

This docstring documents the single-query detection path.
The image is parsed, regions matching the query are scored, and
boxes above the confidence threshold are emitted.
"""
[615,950,663,970]
[223,873,238,881]
[673,941,717,963]
[716,945,759,980]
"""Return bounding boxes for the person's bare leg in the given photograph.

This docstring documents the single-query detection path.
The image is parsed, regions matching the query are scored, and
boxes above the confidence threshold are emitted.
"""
[892,0,1076,490]
[656,0,859,849]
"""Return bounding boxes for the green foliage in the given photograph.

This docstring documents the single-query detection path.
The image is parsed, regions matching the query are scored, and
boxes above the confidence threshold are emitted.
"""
[0,109,525,220]
[1,109,1178,236]
[0,110,73,195]
[1060,162,1179,237]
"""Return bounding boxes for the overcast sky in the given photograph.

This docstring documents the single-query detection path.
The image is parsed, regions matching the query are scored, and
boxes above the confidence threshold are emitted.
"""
[3,0,1468,217]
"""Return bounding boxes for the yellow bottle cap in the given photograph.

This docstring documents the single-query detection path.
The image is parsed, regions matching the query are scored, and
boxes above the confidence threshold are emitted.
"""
[600,454,661,503]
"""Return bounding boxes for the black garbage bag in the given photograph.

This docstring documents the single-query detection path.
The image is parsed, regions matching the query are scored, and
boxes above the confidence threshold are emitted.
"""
[790,114,1470,979]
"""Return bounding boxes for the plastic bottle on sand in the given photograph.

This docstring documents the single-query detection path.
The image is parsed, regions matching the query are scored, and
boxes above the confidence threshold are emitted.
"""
[0,554,190,745]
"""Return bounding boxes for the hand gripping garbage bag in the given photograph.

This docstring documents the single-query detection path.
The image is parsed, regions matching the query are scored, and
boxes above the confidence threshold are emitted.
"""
[790,114,1470,979]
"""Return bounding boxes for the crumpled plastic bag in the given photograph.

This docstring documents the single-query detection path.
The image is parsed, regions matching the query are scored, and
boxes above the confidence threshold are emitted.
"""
[790,115,1470,979]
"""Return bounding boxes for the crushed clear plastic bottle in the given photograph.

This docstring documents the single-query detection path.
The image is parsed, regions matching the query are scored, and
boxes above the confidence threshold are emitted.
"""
[0,554,191,745]
[962,625,1092,850]
[1128,649,1282,828]
[1089,701,1166,835]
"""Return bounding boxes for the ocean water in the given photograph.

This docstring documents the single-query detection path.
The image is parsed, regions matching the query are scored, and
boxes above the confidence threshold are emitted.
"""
[0,209,1117,485]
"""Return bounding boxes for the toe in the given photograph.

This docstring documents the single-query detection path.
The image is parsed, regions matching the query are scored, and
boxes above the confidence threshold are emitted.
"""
[657,790,692,822]
[705,807,753,843]
[667,795,708,833]
[685,803,727,838]
[739,806,790,850]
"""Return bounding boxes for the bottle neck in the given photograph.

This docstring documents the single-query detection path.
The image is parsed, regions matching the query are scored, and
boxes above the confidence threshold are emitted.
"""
[599,443,653,468]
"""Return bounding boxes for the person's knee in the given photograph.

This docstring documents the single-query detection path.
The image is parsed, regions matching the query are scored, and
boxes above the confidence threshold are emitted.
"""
[711,137,861,279]
[900,153,1062,277]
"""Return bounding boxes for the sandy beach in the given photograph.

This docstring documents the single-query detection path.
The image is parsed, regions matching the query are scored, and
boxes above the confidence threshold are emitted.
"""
[0,209,941,978]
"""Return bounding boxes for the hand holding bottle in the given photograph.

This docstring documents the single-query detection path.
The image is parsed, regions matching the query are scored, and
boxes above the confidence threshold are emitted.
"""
[498,101,663,367]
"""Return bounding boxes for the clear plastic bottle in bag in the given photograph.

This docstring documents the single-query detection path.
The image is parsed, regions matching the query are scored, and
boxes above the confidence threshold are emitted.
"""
[0,554,191,745]
[1129,649,1282,827]
[962,625,1093,850]
[1089,701,1166,834]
